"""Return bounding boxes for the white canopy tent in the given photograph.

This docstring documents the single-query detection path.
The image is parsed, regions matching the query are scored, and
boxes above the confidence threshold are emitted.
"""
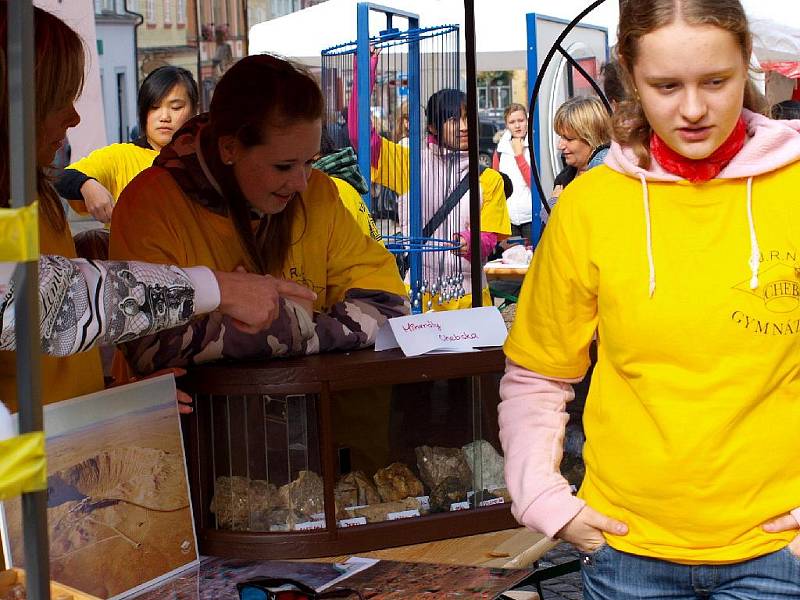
[250,0,800,69]
[249,0,620,70]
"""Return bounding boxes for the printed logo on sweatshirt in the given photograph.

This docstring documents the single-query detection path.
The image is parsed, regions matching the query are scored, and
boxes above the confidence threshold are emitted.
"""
[288,266,325,295]
[731,256,800,336]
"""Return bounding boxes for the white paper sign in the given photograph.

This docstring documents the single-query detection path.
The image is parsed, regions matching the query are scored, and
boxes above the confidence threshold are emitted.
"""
[375,306,508,356]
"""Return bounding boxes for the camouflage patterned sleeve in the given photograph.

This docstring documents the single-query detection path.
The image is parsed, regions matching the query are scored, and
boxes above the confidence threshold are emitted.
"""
[0,255,196,355]
[119,288,410,375]
[310,288,410,353]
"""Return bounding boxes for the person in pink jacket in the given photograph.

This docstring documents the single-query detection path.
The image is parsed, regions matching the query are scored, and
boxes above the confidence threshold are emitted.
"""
[500,0,800,597]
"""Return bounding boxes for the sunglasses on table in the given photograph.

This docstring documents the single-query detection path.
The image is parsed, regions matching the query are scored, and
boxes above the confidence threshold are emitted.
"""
[236,577,364,600]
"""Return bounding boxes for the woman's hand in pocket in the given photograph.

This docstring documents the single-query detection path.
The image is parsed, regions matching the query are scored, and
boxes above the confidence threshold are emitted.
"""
[557,504,628,553]
[762,510,800,556]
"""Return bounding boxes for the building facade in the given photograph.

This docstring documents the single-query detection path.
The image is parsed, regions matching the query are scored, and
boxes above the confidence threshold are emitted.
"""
[94,0,139,144]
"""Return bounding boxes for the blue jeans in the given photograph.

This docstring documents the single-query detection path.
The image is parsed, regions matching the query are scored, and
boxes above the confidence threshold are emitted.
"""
[581,544,800,599]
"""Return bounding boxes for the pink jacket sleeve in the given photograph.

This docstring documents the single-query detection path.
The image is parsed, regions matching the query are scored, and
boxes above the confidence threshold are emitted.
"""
[347,54,383,168]
[499,358,586,538]
[492,151,500,171]
[514,154,532,187]
[458,231,497,263]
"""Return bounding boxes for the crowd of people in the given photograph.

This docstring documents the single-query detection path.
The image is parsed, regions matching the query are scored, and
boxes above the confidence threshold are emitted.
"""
[3,0,800,597]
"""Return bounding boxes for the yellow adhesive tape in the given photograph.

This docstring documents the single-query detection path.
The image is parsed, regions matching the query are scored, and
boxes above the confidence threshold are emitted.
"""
[0,203,39,262]
[0,431,47,500]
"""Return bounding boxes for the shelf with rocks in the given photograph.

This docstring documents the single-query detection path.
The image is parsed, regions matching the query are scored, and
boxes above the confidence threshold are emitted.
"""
[182,347,516,559]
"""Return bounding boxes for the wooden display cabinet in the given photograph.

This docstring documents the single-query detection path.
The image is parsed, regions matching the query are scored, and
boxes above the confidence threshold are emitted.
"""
[182,348,517,559]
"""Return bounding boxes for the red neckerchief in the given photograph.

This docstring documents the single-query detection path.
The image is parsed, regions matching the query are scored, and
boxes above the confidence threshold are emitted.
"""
[650,115,747,183]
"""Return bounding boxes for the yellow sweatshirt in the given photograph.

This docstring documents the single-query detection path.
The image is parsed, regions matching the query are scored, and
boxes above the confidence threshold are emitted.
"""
[331,176,383,245]
[56,141,157,213]
[0,209,104,412]
[505,160,800,563]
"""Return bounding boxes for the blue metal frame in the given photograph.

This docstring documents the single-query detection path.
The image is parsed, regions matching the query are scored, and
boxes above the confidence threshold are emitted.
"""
[525,13,542,246]
[353,3,428,298]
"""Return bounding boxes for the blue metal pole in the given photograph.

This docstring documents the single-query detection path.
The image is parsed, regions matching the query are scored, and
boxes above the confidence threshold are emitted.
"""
[356,3,372,211]
[526,12,542,247]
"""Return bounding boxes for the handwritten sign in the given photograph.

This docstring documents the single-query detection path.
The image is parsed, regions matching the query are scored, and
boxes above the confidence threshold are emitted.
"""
[375,306,508,356]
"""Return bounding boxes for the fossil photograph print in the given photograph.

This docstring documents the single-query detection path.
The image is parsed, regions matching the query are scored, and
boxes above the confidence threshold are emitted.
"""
[1,376,198,599]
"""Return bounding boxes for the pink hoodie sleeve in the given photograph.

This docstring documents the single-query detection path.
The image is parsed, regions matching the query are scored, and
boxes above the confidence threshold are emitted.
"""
[499,358,586,538]
[348,54,383,168]
[458,230,497,263]
[514,154,532,187]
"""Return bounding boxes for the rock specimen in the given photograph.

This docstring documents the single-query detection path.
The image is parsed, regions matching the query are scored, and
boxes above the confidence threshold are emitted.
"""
[462,440,506,491]
[345,497,422,523]
[428,476,470,513]
[335,470,381,508]
[373,462,424,502]
[278,470,324,520]
[210,475,277,531]
[415,445,473,493]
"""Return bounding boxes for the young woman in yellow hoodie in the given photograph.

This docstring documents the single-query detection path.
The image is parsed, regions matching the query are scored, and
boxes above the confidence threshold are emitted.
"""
[500,0,800,596]
[109,54,408,376]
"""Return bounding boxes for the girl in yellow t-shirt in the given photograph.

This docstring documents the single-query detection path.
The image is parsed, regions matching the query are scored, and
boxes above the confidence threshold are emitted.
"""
[501,0,800,596]
[54,66,198,224]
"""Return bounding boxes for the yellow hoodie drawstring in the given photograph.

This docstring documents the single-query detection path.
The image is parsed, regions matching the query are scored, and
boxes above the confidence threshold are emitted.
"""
[640,174,760,297]
[640,174,656,298]
[746,177,760,290]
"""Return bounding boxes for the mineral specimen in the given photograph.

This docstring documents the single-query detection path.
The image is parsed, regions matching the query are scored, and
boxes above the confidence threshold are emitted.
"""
[210,475,277,531]
[415,445,472,492]
[345,497,423,523]
[428,476,470,512]
[461,440,506,491]
[335,470,381,508]
[278,470,324,519]
[373,462,424,502]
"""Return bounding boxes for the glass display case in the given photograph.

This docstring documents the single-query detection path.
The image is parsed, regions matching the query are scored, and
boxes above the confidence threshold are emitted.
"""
[182,348,518,559]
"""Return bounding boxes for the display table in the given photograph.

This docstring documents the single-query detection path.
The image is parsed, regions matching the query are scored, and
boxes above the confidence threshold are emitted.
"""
[484,259,529,281]
[316,526,556,569]
[183,347,517,559]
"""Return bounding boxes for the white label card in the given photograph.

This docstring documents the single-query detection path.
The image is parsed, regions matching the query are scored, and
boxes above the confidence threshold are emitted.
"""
[294,520,326,531]
[386,509,421,520]
[479,497,505,507]
[450,501,470,511]
[375,306,508,356]
[337,517,367,528]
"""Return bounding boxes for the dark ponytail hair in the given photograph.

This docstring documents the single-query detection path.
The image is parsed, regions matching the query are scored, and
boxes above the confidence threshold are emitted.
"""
[205,54,323,275]
[137,65,198,134]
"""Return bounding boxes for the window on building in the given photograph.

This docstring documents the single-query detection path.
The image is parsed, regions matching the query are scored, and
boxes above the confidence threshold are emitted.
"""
[146,0,156,26]
[95,0,116,13]
[163,0,173,26]
[177,0,186,26]
[477,71,512,110]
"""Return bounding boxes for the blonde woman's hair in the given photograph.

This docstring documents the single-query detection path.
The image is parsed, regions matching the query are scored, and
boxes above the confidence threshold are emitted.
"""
[0,2,86,233]
[503,103,527,122]
[614,0,767,168]
[553,96,612,151]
